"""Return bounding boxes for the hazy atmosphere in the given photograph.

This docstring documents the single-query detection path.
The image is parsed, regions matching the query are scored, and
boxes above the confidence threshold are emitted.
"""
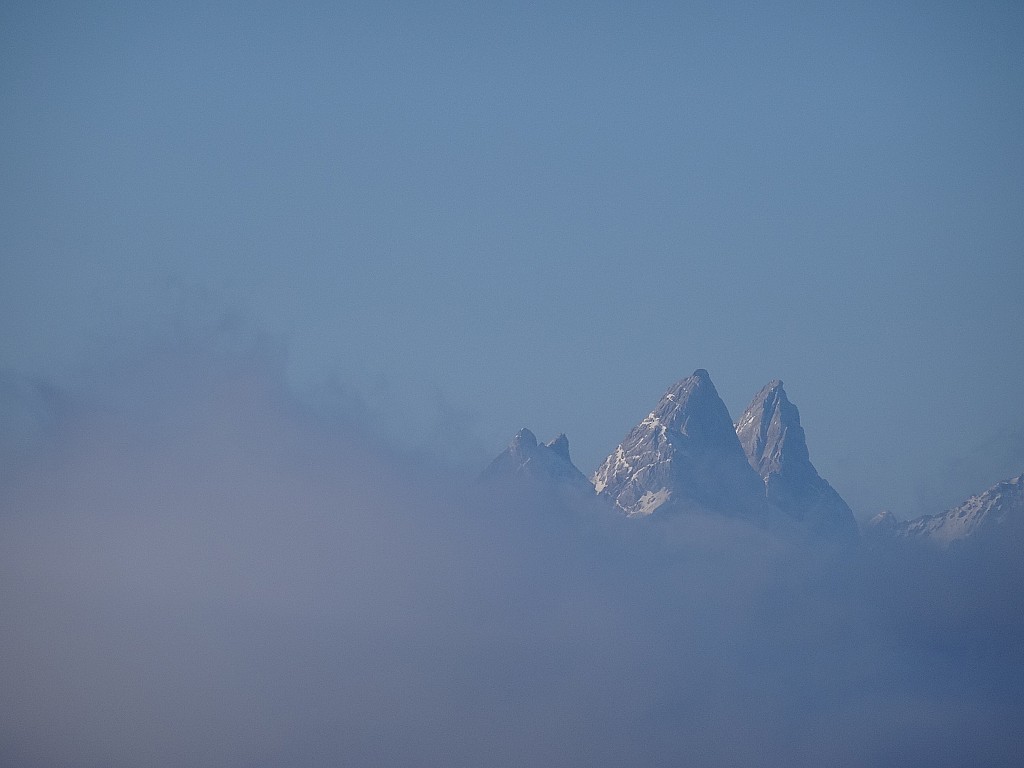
[2,2,1023,766]
[3,0,1023,518]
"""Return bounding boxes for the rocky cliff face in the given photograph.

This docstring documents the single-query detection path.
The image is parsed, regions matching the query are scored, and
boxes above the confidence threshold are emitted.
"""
[735,380,858,540]
[591,370,767,520]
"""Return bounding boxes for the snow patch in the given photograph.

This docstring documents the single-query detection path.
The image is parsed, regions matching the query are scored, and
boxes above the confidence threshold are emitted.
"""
[630,488,672,517]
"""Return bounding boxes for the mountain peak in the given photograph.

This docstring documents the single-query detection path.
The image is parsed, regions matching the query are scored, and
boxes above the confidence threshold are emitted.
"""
[544,433,571,461]
[866,509,898,535]
[511,428,538,450]
[736,380,857,539]
[592,370,767,519]
[481,428,593,496]
[648,369,739,447]
[735,380,807,475]
[882,471,1024,547]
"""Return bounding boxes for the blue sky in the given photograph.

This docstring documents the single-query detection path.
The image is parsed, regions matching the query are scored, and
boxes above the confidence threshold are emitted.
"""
[3,6,1024,765]
[3,0,1023,519]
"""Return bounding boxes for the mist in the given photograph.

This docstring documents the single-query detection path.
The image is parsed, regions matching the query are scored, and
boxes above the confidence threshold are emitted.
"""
[2,336,1022,768]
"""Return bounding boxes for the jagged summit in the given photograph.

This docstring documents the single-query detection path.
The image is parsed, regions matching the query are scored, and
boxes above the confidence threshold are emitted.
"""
[872,472,1024,547]
[592,370,767,519]
[478,372,1022,552]
[481,428,594,495]
[511,427,538,451]
[735,380,806,474]
[735,380,858,539]
[545,432,571,461]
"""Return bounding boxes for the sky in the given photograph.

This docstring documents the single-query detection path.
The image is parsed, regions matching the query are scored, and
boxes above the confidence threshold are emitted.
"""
[2,0,1024,520]
[2,5,1024,763]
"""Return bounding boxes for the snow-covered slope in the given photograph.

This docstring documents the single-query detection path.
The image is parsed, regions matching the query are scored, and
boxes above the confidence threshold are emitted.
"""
[735,380,858,540]
[591,370,767,519]
[870,473,1024,547]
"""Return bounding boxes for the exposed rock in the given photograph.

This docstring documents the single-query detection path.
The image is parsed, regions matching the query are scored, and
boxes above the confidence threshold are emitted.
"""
[481,428,594,495]
[592,370,767,520]
[735,380,858,540]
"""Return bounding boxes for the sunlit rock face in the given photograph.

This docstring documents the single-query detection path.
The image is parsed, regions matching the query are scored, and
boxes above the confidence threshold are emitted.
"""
[735,380,859,540]
[592,370,767,520]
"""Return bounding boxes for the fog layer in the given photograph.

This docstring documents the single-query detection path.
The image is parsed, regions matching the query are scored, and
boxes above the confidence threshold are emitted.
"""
[1,341,1021,767]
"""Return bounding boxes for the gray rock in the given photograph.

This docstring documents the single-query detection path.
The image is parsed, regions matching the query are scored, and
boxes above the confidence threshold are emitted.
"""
[735,380,859,540]
[592,370,767,520]
[481,428,595,495]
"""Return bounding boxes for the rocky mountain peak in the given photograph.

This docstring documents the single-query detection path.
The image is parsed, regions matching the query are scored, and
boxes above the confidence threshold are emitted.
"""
[510,428,538,452]
[592,370,767,519]
[735,380,857,540]
[481,428,593,495]
[867,509,898,534]
[735,380,809,477]
[545,433,571,461]
[882,472,1024,547]
[645,370,741,450]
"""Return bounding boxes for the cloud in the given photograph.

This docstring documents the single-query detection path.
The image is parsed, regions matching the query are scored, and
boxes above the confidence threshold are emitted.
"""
[1,331,1021,767]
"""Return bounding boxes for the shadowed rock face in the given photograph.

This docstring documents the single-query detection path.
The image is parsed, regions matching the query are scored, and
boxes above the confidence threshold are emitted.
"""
[481,428,594,495]
[736,380,858,540]
[592,370,767,520]
[735,380,806,477]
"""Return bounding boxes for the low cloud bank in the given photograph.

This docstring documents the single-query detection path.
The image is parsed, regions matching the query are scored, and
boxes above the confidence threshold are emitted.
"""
[1,339,1022,767]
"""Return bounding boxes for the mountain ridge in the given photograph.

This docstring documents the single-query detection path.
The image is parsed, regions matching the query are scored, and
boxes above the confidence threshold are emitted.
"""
[482,369,1021,549]
[480,427,594,496]
[868,472,1024,547]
